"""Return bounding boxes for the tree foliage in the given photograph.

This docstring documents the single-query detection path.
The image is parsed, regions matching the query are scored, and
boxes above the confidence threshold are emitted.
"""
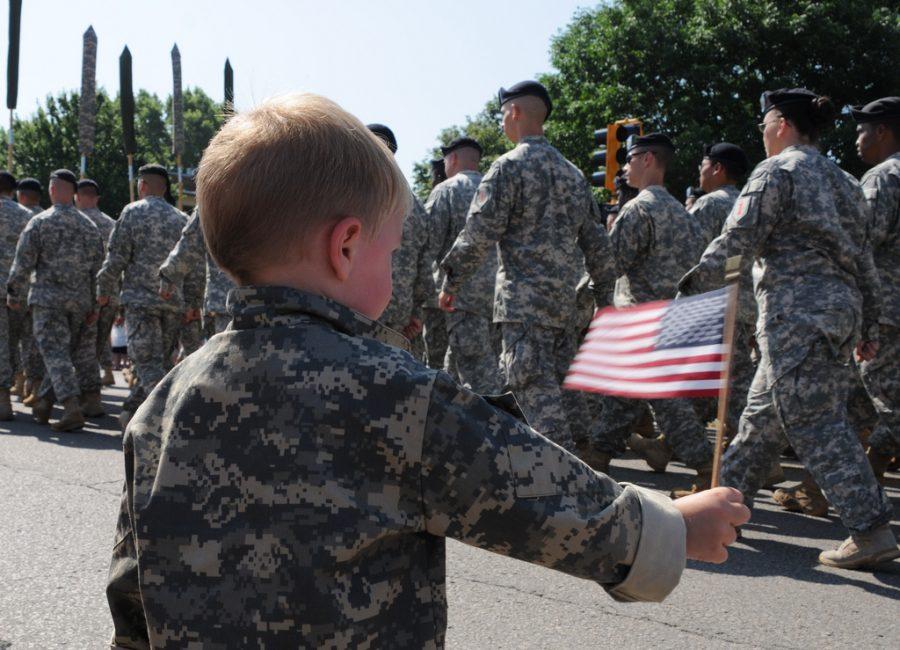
[416,0,900,198]
[9,87,223,217]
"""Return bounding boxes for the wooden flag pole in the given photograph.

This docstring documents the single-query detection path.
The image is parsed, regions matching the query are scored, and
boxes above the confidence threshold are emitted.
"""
[126,153,135,202]
[7,110,13,170]
[710,255,742,488]
[176,154,183,211]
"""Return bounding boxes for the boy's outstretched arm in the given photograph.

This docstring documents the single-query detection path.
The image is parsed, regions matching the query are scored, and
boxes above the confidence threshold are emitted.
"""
[420,372,749,602]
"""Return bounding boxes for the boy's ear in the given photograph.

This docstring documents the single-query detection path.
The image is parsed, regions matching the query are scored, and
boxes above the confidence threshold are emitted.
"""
[328,216,364,282]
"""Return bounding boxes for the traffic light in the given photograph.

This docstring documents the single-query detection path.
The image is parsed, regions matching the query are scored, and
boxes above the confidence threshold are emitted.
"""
[590,118,643,192]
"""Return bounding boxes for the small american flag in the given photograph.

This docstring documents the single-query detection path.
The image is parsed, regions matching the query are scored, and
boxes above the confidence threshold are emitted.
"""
[563,288,730,399]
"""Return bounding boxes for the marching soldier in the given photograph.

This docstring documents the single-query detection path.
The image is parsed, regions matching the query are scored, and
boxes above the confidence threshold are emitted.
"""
[14,177,45,402]
[97,164,188,430]
[7,170,104,432]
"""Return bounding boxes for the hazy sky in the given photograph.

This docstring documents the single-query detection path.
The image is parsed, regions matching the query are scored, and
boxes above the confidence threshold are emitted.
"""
[3,0,593,180]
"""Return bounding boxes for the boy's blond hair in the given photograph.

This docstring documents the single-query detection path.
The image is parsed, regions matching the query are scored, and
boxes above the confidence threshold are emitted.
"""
[196,93,410,283]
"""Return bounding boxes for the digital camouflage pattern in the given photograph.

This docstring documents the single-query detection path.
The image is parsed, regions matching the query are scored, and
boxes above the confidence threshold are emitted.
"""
[380,193,434,333]
[97,196,188,310]
[106,286,686,648]
[7,204,104,402]
[610,185,706,307]
[444,310,500,394]
[689,185,741,250]
[0,196,33,387]
[441,136,615,329]
[681,144,891,533]
[81,206,118,370]
[122,307,181,413]
[159,210,234,325]
[859,152,900,457]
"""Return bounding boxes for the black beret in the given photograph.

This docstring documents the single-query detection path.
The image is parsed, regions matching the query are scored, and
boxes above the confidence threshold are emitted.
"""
[49,169,78,188]
[77,178,100,192]
[17,177,42,193]
[703,142,749,175]
[498,80,552,119]
[760,88,816,115]
[430,158,444,169]
[440,136,483,157]
[0,170,15,186]
[366,123,398,154]
[627,132,675,154]
[138,163,170,180]
[850,97,900,124]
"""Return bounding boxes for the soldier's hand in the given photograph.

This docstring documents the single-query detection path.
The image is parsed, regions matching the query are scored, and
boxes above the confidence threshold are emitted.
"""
[402,317,423,339]
[6,297,20,311]
[855,339,878,362]
[85,311,99,326]
[438,291,455,312]
[673,486,750,564]
[183,308,201,324]
[97,295,110,307]
[159,282,174,301]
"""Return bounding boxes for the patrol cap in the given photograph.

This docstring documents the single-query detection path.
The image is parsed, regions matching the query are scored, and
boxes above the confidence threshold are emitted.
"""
[440,136,483,157]
[49,169,78,189]
[627,132,675,155]
[77,178,100,193]
[703,142,749,175]
[850,97,900,124]
[498,80,552,119]
[138,163,170,180]
[17,177,42,193]
[366,123,398,153]
[760,88,817,115]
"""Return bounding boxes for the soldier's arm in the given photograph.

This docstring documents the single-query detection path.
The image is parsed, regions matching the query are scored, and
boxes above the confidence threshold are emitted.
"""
[423,186,453,273]
[409,197,436,313]
[679,166,782,295]
[853,185,882,341]
[159,212,203,293]
[608,200,653,278]
[441,161,514,294]
[579,195,617,307]
[98,212,133,299]
[380,198,427,331]
[7,220,39,303]
[420,372,687,602]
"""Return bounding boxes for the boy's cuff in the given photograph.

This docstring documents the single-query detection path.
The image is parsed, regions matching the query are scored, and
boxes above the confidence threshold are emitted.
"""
[608,485,686,603]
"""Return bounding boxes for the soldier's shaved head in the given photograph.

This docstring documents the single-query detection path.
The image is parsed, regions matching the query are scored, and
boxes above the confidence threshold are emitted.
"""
[444,146,481,178]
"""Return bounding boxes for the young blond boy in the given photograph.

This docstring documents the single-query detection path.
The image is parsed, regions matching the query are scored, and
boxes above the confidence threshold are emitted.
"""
[106,93,749,648]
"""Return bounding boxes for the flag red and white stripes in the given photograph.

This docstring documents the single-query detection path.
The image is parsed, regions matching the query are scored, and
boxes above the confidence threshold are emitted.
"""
[563,288,730,399]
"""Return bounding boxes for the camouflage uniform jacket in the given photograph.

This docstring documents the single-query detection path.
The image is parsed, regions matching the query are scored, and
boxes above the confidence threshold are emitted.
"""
[860,152,900,327]
[440,136,616,329]
[681,145,881,379]
[81,206,120,305]
[689,185,741,247]
[7,203,104,310]
[0,196,33,281]
[425,170,496,317]
[610,185,706,307]
[380,193,435,330]
[97,196,188,310]
[158,210,232,315]
[106,286,686,649]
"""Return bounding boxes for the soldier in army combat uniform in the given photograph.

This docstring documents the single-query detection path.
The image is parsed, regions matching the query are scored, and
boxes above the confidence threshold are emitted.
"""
[680,88,899,569]
[13,177,45,403]
[0,171,34,420]
[7,170,104,432]
[96,164,188,430]
[424,136,500,393]
[440,81,617,453]
[106,93,748,648]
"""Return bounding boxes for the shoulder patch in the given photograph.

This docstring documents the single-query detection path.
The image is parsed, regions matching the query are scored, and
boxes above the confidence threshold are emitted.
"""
[474,185,491,209]
[745,177,767,194]
[733,196,751,219]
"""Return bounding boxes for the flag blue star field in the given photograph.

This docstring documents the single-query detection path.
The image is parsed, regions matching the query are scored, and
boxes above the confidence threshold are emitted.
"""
[564,288,729,398]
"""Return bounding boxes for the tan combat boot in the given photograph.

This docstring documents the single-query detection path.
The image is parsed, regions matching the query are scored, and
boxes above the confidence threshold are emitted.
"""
[772,473,829,517]
[866,447,891,485]
[101,368,115,386]
[22,380,38,406]
[818,524,900,569]
[627,433,672,473]
[670,465,713,499]
[10,372,25,397]
[578,445,612,474]
[0,388,13,421]
[51,396,86,432]
[80,391,106,418]
[763,458,785,489]
[32,396,53,425]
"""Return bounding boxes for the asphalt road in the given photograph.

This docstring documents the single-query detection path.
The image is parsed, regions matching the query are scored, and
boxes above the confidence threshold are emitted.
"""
[0,376,897,649]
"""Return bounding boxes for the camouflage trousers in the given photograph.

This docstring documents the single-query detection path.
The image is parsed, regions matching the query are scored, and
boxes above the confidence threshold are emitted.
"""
[556,324,608,447]
[500,323,576,451]
[0,306,27,388]
[179,319,204,358]
[124,307,181,412]
[444,311,501,395]
[96,304,117,370]
[860,324,900,457]
[19,311,45,383]
[422,308,448,370]
[722,336,892,533]
[32,305,98,402]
